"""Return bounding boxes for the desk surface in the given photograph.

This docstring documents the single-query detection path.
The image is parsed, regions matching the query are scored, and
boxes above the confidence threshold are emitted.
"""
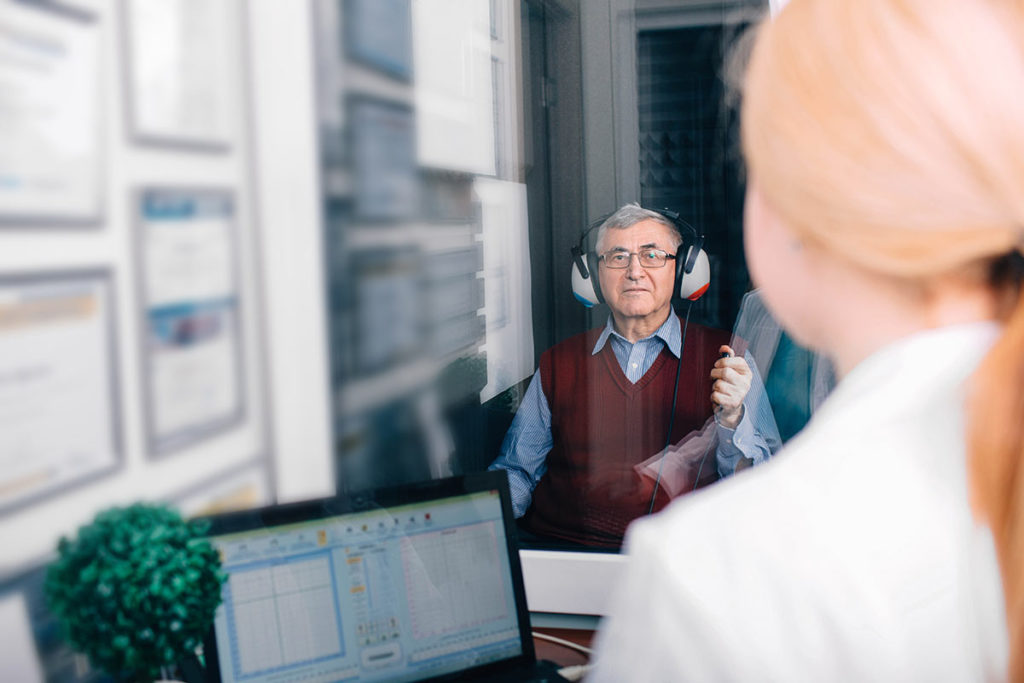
[532,628,595,668]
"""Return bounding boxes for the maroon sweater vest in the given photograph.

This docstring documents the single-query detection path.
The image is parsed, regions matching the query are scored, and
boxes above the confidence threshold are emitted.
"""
[522,322,731,547]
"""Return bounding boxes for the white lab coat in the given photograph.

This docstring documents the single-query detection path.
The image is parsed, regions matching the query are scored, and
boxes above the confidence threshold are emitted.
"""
[590,323,1009,682]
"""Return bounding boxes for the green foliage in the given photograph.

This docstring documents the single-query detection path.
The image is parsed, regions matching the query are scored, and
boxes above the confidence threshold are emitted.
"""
[44,504,226,682]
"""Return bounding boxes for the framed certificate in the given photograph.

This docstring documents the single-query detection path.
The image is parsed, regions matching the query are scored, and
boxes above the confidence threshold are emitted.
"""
[0,0,102,224]
[135,188,245,456]
[0,592,44,681]
[349,97,419,221]
[344,0,412,80]
[0,270,121,513]
[0,565,102,681]
[173,460,273,517]
[123,0,232,149]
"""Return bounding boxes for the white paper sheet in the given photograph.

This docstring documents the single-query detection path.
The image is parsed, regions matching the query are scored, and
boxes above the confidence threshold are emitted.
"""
[0,273,118,510]
[0,1,100,221]
[139,189,243,454]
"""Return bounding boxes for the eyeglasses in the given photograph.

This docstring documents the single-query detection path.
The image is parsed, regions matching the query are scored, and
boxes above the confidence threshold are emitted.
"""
[598,248,677,269]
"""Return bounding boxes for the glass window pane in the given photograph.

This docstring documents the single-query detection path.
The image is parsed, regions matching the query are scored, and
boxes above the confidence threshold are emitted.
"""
[313,0,801,553]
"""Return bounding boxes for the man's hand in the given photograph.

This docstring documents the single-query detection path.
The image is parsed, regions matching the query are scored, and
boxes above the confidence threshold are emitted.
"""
[710,345,752,429]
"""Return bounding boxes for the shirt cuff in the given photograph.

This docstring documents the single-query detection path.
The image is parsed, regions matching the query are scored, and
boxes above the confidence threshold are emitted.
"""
[714,406,761,463]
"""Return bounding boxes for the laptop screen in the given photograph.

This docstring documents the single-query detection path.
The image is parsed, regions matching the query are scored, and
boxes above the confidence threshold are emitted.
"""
[202,473,532,682]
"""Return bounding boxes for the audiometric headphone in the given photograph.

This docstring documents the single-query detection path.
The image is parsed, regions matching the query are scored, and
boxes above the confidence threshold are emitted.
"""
[570,207,711,307]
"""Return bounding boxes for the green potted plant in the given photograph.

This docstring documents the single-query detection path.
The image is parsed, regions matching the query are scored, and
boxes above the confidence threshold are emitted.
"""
[44,503,226,682]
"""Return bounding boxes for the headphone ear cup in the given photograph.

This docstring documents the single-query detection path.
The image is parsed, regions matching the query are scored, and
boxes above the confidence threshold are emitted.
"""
[587,252,604,303]
[678,247,711,300]
[571,253,604,307]
[674,247,687,299]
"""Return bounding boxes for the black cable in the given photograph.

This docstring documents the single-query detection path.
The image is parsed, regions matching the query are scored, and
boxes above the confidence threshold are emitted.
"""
[646,301,692,515]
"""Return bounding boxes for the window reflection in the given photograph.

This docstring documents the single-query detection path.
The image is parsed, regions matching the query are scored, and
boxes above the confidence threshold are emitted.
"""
[315,0,796,551]
[732,290,836,444]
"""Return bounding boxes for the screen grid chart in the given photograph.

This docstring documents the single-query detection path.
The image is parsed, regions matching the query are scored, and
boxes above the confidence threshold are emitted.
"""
[225,553,345,678]
[400,520,508,640]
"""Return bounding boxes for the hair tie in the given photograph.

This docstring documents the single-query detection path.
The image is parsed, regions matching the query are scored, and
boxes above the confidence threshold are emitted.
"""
[992,248,1024,288]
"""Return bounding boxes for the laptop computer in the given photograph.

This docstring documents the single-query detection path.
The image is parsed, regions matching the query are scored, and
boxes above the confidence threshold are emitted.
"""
[200,470,569,682]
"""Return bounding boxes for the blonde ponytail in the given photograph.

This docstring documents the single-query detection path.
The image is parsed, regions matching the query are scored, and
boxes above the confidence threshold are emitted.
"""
[969,258,1024,681]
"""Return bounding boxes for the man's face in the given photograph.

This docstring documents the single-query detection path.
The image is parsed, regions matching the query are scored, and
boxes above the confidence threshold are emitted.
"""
[598,219,679,326]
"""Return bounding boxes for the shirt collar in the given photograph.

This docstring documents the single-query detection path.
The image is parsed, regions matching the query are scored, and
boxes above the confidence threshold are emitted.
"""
[592,312,681,358]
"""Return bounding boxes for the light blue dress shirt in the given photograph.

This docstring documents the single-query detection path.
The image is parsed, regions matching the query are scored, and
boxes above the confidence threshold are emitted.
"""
[490,314,771,517]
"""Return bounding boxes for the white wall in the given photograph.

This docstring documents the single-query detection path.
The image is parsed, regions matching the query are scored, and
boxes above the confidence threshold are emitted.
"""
[0,0,335,579]
[246,0,334,503]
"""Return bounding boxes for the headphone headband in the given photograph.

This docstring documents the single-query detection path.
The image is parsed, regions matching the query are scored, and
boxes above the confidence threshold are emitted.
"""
[575,207,701,267]
[570,205,710,306]
[650,208,703,275]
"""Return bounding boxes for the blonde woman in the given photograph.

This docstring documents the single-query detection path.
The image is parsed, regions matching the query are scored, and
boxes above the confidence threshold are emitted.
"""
[590,0,1023,680]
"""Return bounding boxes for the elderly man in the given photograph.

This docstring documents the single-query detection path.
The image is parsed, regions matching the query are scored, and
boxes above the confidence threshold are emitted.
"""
[490,204,766,547]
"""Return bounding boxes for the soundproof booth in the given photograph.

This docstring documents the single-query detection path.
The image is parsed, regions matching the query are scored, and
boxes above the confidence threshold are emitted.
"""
[314,0,794,642]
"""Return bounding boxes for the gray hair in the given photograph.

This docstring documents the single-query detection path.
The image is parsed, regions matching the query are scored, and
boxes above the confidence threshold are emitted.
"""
[594,202,683,254]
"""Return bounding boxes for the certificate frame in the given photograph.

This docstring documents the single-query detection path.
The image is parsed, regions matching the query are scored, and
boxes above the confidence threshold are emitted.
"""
[347,95,420,221]
[0,268,123,515]
[0,562,104,681]
[170,458,274,518]
[120,0,232,152]
[343,0,413,81]
[0,0,104,227]
[133,186,247,458]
